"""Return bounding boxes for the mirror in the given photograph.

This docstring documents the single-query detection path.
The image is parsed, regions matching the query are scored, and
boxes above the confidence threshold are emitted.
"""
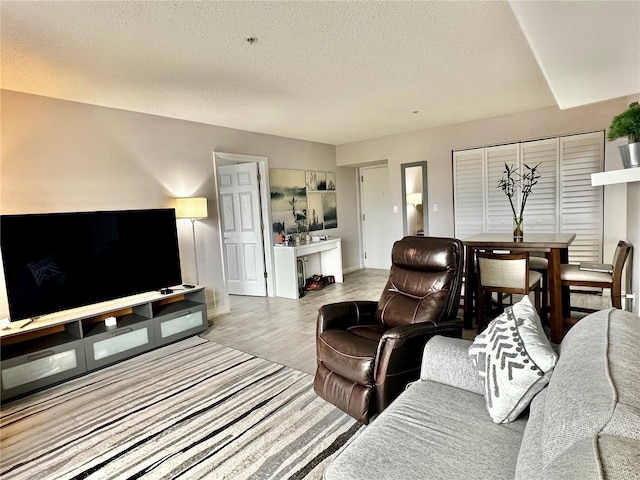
[401,161,428,237]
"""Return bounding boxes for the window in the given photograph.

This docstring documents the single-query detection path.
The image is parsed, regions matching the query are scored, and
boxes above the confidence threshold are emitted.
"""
[453,131,604,263]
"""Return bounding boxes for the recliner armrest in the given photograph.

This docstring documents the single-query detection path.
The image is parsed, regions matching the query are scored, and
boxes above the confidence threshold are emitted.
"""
[317,301,379,334]
[374,321,462,410]
[420,335,483,395]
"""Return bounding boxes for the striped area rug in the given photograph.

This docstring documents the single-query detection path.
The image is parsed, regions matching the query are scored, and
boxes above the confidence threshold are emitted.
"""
[0,336,362,479]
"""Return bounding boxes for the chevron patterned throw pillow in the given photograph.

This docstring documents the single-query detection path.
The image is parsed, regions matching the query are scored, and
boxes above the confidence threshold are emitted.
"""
[468,296,558,424]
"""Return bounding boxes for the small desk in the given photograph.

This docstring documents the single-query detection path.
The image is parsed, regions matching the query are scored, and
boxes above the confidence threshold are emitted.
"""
[462,233,576,343]
[273,238,343,299]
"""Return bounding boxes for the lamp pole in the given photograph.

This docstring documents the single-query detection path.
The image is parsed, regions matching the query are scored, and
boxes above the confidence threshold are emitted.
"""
[191,218,200,285]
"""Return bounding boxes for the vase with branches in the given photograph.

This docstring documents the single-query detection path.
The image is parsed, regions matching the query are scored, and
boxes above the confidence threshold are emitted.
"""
[497,162,541,241]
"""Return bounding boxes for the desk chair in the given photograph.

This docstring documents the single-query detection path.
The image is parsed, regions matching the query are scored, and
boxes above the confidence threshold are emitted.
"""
[476,252,542,332]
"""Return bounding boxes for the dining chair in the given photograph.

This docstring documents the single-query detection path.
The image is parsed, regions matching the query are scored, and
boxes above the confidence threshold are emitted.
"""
[476,251,542,332]
[560,240,632,314]
[529,253,549,322]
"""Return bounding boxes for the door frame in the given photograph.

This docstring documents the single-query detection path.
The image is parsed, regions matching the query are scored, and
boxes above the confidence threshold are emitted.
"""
[213,152,275,299]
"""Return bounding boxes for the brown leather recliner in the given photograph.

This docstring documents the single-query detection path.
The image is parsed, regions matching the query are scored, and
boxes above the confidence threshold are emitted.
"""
[313,236,464,424]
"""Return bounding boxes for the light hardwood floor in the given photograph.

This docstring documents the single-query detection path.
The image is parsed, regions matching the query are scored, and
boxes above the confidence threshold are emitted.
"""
[202,268,469,375]
[202,268,611,376]
[203,269,390,375]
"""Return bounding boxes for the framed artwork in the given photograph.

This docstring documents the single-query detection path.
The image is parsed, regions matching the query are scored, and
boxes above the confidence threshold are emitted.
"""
[323,192,337,228]
[270,168,338,235]
[270,169,308,234]
[306,171,318,191]
[306,193,324,231]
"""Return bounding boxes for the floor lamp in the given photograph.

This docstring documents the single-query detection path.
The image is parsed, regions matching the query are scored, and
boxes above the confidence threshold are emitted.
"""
[175,197,208,285]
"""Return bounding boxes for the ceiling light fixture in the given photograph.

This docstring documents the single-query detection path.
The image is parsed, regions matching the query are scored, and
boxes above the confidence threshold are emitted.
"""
[246,37,258,44]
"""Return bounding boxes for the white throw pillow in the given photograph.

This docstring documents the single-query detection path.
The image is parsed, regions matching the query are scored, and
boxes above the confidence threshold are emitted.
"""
[468,296,558,424]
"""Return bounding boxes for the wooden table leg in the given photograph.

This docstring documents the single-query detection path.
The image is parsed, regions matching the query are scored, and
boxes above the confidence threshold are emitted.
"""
[560,247,570,315]
[463,244,475,330]
[548,248,563,343]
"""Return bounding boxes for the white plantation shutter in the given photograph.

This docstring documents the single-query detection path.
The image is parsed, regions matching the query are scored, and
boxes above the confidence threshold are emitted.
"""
[453,132,604,262]
[486,145,519,233]
[520,138,559,233]
[453,149,485,239]
[560,132,604,263]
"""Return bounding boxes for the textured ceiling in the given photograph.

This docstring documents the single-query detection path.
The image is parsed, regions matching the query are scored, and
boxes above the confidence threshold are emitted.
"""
[510,1,640,110]
[0,1,621,145]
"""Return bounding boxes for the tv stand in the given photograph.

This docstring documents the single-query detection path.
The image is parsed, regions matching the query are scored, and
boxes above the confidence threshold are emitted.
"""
[19,317,36,329]
[0,287,207,401]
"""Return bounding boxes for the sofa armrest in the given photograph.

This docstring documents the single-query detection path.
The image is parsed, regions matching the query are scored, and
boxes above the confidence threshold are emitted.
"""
[317,301,378,334]
[420,335,484,395]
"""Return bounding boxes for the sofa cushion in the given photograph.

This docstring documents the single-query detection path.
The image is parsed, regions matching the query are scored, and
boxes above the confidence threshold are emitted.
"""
[468,296,557,423]
[514,309,640,479]
[598,435,640,478]
[324,379,526,480]
[538,309,640,469]
[519,434,640,480]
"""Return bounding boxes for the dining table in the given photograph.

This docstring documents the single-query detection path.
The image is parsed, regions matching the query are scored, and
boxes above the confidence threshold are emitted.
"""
[462,232,576,343]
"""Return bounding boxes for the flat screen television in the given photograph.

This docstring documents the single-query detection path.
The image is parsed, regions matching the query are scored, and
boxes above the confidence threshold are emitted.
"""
[1,209,182,321]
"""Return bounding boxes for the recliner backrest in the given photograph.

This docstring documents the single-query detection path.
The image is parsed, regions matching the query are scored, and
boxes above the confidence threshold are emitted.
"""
[376,236,464,327]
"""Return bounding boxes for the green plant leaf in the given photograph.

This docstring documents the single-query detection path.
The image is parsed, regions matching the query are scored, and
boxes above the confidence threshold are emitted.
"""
[608,102,640,143]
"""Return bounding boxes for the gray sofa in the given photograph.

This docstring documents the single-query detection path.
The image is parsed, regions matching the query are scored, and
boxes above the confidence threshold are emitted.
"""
[324,308,640,479]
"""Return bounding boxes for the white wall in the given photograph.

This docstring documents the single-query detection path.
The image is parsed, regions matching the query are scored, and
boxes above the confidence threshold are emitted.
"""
[3,90,638,320]
[0,90,360,319]
[337,96,639,265]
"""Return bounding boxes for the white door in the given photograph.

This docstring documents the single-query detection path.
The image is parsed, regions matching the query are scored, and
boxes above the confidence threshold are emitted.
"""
[361,165,394,269]
[218,163,267,296]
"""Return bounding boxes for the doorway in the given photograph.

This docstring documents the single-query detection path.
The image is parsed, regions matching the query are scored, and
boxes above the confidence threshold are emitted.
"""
[360,165,393,269]
[213,152,274,297]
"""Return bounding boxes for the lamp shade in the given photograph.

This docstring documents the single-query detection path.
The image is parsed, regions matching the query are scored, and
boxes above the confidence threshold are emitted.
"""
[175,197,208,219]
[406,192,423,206]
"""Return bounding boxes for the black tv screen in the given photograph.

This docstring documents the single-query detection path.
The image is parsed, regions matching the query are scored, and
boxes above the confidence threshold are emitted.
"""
[1,209,182,321]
